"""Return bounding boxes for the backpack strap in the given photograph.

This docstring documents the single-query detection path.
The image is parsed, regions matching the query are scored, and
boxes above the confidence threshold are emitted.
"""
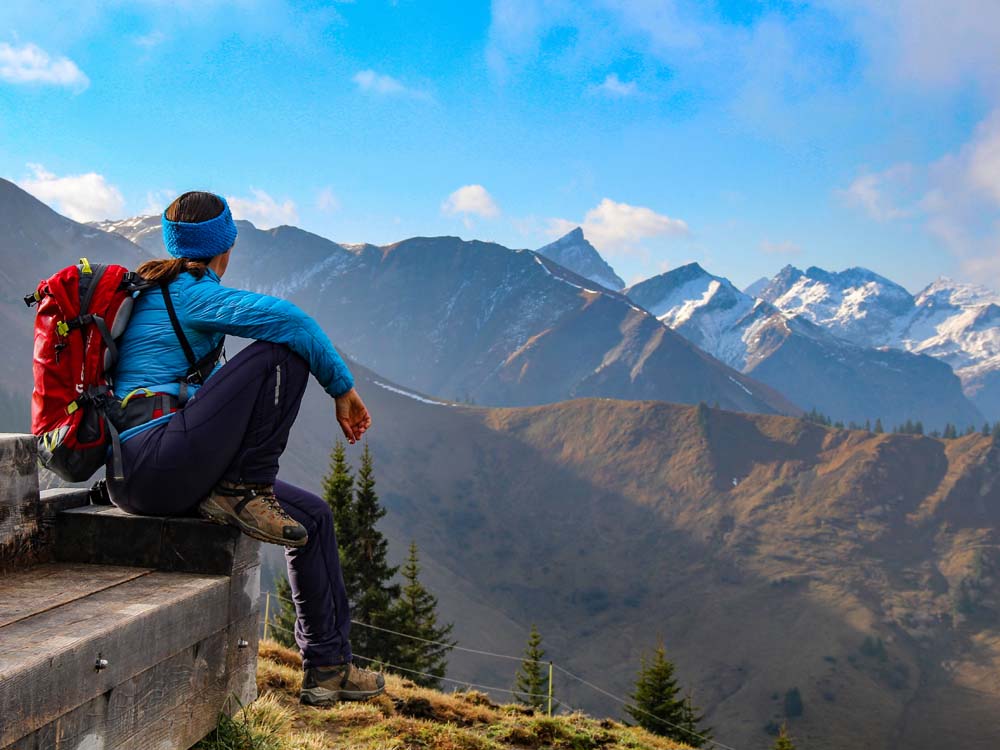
[159,283,226,393]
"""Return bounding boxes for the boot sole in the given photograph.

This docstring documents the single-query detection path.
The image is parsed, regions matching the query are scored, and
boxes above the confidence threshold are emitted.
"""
[199,497,308,548]
[299,685,385,705]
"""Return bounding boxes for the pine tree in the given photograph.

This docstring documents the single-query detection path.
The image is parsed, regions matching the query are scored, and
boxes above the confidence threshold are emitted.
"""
[773,722,796,750]
[324,440,359,593]
[346,442,401,663]
[676,692,712,748]
[983,423,991,437]
[943,423,958,439]
[626,643,685,738]
[271,573,298,649]
[865,418,872,432]
[391,541,455,687]
[874,418,884,434]
[514,624,548,711]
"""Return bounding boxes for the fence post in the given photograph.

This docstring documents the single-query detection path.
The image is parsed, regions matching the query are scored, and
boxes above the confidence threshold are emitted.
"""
[263,591,271,641]
[547,661,554,716]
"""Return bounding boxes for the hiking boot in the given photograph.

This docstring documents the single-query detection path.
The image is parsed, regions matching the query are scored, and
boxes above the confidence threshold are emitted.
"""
[198,481,308,548]
[300,662,386,705]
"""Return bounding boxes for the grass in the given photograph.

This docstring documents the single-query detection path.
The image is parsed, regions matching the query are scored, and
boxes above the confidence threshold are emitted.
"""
[195,640,693,750]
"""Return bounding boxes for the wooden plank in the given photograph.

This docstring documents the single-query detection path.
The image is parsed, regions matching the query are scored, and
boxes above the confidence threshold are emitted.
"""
[56,506,260,575]
[5,613,263,750]
[0,571,231,747]
[0,563,152,629]
[0,434,39,558]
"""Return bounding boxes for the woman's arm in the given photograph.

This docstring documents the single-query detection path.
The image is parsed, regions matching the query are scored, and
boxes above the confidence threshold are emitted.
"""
[179,279,355,398]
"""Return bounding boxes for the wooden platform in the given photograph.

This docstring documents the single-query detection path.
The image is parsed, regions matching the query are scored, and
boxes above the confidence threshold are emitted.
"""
[0,435,262,750]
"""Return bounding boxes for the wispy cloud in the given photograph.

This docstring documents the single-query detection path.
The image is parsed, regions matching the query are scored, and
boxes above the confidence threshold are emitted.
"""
[837,164,917,222]
[140,188,176,216]
[352,69,430,100]
[17,163,124,221]
[839,109,1000,285]
[441,185,500,219]
[227,188,298,229]
[549,198,688,256]
[0,42,88,91]
[316,186,340,212]
[593,73,638,97]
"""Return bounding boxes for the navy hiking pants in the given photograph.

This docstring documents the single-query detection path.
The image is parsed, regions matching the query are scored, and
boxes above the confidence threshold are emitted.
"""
[107,340,352,669]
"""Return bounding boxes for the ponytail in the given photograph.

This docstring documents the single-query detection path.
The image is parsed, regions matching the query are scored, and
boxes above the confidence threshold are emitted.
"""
[136,257,209,285]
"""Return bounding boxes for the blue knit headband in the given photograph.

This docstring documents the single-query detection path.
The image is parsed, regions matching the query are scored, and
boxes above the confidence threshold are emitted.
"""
[162,195,238,260]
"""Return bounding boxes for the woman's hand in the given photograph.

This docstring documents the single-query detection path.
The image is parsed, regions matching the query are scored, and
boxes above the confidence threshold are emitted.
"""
[335,387,372,444]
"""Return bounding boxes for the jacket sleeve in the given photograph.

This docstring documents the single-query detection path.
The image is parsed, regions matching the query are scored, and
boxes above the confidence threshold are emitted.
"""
[179,279,355,398]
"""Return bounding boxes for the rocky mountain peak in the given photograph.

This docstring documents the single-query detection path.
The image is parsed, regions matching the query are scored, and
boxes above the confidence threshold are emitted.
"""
[535,229,625,291]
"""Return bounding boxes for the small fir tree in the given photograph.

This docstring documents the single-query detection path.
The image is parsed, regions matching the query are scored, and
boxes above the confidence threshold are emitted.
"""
[626,643,685,738]
[773,723,796,750]
[391,541,455,687]
[514,624,548,711]
[676,692,712,748]
[324,440,359,592]
[271,573,297,649]
[346,442,401,663]
[874,418,884,434]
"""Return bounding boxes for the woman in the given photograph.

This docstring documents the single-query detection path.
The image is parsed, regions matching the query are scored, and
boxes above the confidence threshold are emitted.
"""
[108,190,384,705]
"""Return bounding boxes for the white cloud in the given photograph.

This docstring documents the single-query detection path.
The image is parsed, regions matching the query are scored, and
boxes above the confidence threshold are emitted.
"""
[549,198,688,256]
[352,69,430,100]
[0,42,89,90]
[227,189,298,229]
[837,164,917,221]
[839,109,1000,286]
[316,186,340,212]
[828,0,1000,93]
[17,163,124,222]
[441,185,500,219]
[594,73,637,97]
[139,188,176,216]
[759,239,802,256]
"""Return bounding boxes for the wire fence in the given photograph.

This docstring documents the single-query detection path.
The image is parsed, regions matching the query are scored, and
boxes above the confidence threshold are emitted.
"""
[262,591,736,750]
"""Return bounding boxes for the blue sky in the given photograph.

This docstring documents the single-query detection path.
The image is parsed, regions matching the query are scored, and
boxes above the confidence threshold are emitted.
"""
[2,0,999,292]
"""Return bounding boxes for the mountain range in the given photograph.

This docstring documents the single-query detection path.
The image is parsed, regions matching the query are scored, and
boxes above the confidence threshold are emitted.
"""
[756,265,1000,421]
[4,177,1000,749]
[624,263,986,429]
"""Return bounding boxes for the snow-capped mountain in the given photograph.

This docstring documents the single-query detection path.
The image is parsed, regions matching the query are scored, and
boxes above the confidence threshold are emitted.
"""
[756,265,915,345]
[625,262,985,428]
[535,228,625,291]
[754,265,1000,419]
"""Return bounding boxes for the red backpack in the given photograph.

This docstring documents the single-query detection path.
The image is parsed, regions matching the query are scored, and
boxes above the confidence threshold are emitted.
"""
[25,258,147,482]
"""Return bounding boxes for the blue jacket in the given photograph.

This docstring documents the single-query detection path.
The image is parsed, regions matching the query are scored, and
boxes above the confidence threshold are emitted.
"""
[113,268,354,441]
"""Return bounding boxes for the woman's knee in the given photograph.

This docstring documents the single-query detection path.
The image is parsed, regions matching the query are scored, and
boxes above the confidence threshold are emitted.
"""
[275,481,334,536]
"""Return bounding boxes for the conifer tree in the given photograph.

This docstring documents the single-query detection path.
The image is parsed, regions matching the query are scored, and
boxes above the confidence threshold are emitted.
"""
[943,423,958,439]
[271,574,298,649]
[626,643,685,738]
[874,418,884,434]
[983,423,991,437]
[676,692,712,748]
[324,440,359,591]
[346,442,401,663]
[391,541,455,687]
[773,723,796,750]
[514,624,548,711]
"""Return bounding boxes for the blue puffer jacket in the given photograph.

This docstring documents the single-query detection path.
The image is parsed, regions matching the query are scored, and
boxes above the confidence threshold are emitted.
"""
[113,268,354,441]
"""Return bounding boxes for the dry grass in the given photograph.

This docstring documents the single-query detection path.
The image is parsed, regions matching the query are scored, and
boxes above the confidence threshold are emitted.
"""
[199,640,693,750]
